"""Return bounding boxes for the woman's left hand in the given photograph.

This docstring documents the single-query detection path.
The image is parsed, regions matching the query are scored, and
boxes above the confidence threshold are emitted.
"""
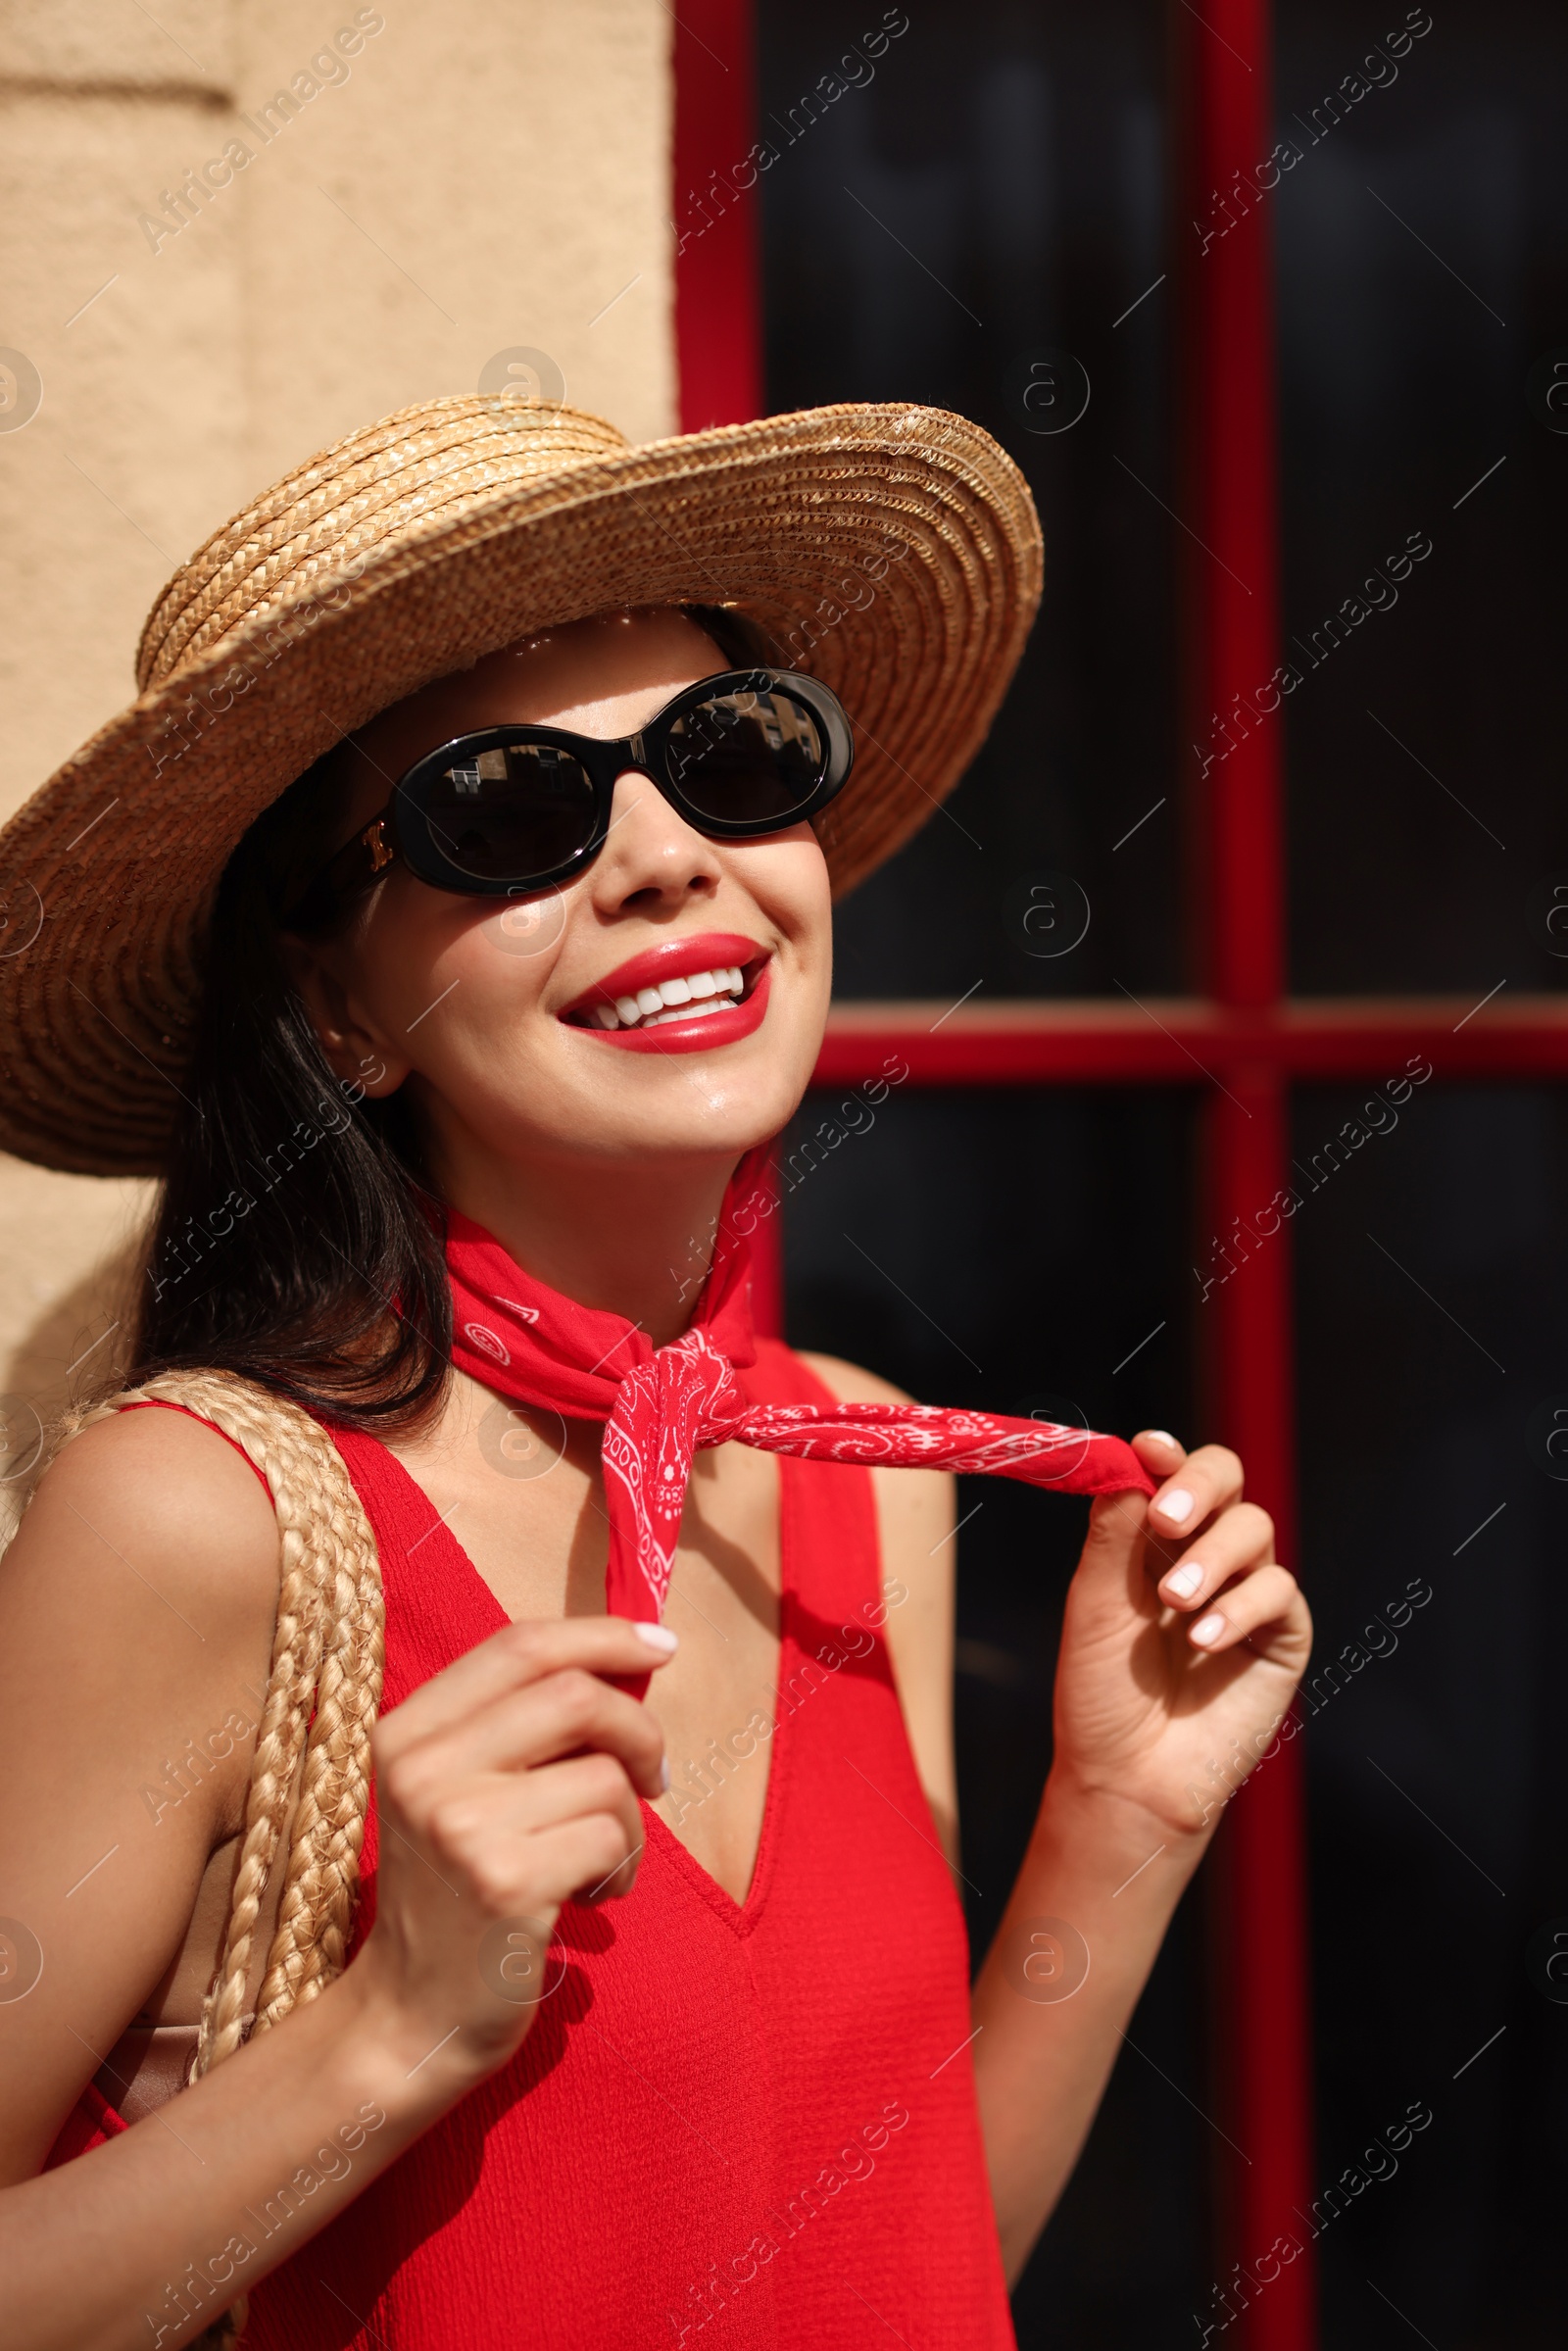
[1049,1431,1312,1843]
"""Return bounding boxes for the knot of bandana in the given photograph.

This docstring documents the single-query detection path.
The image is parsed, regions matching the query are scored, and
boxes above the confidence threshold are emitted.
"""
[446,1146,1156,1626]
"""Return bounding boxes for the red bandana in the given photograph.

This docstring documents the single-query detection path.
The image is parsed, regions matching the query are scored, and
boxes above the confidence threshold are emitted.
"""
[446,1147,1155,1626]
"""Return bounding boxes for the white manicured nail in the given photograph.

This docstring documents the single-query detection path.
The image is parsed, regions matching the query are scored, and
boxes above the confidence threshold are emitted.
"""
[1164,1561,1203,1601]
[1159,1488,1195,1524]
[1191,1611,1225,1647]
[1145,1430,1179,1449]
[633,1621,679,1654]
[659,1756,671,1792]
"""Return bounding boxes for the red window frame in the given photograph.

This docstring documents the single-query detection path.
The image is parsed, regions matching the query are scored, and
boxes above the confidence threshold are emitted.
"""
[673,6,1568,2342]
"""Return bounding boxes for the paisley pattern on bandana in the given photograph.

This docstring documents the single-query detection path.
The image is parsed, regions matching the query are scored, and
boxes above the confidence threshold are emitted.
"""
[446,1145,1155,1625]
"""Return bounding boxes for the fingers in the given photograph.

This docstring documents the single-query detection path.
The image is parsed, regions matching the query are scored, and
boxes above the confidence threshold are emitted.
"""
[505,1751,651,1842]
[1173,1562,1311,1663]
[524,1818,647,1910]
[1144,1443,1244,1543]
[371,1617,674,1944]
[1128,1435,1309,1660]
[357,1621,683,2075]
[1154,1498,1276,1618]
[1132,1428,1187,1480]
[375,1615,677,1765]
[1076,1485,1154,1590]
[412,1791,644,1915]
[390,1666,668,1804]
[413,1754,649,1908]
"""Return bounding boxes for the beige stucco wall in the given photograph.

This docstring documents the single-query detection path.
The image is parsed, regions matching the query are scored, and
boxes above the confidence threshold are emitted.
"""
[0,0,674,1470]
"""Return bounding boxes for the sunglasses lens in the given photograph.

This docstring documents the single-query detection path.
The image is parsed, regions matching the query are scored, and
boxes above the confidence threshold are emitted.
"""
[420,742,596,882]
[666,687,826,824]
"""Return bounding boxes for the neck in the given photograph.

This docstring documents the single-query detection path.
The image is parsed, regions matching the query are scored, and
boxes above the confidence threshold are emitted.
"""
[434,1145,743,1346]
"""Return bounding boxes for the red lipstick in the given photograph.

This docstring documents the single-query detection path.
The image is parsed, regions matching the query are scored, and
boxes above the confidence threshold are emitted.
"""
[559,931,771,1054]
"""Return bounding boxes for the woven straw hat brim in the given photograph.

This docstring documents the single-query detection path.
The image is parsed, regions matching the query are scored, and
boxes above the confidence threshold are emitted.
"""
[0,396,1041,1177]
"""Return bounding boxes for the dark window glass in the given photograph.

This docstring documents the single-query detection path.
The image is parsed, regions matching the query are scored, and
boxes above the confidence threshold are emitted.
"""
[759,0,1179,1001]
[1275,0,1568,995]
[782,1085,1207,2339]
[1294,1081,1568,2345]
[760,9,1568,2350]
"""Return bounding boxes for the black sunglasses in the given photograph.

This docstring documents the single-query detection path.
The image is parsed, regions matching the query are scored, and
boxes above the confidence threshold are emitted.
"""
[286,667,853,929]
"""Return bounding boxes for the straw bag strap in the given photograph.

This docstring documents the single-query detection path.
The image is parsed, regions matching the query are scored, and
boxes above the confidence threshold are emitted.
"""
[75,1370,385,2074]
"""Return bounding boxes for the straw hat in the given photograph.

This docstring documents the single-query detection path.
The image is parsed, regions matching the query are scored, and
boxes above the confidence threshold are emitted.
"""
[0,395,1041,1177]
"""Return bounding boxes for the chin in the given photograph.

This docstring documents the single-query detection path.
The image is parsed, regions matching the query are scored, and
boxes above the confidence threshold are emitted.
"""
[550,955,825,1148]
[559,1051,809,1164]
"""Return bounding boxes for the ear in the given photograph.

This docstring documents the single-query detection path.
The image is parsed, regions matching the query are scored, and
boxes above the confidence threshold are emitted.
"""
[277,931,410,1098]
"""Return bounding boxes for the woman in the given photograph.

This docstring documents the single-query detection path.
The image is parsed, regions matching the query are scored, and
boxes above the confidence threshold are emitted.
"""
[0,396,1309,2348]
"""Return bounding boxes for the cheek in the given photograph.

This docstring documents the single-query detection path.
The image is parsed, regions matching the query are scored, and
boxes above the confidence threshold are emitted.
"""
[784,851,834,1022]
[728,833,833,980]
[477,891,572,964]
[392,918,567,1126]
[358,886,563,1023]
[416,906,564,1046]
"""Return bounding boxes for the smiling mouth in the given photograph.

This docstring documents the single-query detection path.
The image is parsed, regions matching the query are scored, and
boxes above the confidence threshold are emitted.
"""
[562,955,766,1034]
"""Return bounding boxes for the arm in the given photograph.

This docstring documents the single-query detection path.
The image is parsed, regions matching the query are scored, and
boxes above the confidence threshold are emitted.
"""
[971,1435,1311,2278]
[795,1370,1311,2280]
[0,1410,672,2351]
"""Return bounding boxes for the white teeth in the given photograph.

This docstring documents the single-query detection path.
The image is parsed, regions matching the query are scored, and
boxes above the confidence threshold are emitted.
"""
[643,996,735,1027]
[581,959,754,1031]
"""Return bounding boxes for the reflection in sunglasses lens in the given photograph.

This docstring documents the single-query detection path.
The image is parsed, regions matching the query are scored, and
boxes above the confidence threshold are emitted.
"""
[668,691,824,823]
[424,743,596,881]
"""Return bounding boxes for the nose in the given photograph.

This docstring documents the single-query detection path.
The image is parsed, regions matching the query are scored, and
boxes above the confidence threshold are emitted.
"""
[587,764,720,914]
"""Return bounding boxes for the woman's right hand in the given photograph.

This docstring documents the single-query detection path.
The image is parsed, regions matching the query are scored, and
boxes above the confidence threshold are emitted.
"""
[354,1615,674,2077]
[0,1417,677,2350]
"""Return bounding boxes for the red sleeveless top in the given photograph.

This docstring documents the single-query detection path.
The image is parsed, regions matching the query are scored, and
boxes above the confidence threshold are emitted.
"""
[56,1346,1018,2349]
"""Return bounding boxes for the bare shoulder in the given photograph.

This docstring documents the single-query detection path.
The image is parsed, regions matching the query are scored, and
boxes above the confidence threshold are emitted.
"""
[794,1349,956,1543]
[0,1404,284,2177]
[12,1399,280,1622]
[795,1350,959,1854]
[1,1404,281,1831]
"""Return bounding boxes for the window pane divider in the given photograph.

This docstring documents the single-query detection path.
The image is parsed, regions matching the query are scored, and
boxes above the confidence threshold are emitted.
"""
[813,999,1568,1086]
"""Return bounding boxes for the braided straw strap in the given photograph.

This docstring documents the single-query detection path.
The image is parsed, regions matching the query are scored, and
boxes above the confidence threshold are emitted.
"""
[76,1372,384,2073]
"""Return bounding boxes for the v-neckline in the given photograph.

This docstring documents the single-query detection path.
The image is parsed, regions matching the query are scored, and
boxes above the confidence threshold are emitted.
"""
[369,1441,794,1935]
